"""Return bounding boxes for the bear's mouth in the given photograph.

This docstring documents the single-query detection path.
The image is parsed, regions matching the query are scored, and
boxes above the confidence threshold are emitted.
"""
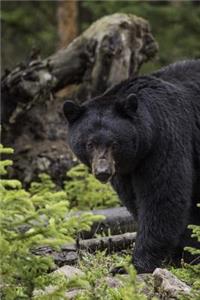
[94,172,113,184]
[92,158,115,184]
[91,147,116,183]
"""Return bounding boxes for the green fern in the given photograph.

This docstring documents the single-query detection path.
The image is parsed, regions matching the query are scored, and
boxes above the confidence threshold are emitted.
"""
[0,145,103,299]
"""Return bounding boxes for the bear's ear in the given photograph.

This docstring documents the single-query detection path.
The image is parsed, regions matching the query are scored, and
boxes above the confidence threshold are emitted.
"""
[116,93,138,117]
[125,93,138,112]
[63,101,84,124]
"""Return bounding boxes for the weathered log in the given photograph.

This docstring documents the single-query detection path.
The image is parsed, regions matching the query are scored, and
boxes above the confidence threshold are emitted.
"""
[2,13,158,107]
[79,206,137,239]
[19,206,136,239]
[2,13,158,185]
[77,232,136,252]
[34,232,136,267]
[57,0,78,49]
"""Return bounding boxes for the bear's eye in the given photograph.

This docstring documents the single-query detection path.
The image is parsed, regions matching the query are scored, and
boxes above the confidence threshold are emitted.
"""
[86,141,94,151]
[112,142,118,151]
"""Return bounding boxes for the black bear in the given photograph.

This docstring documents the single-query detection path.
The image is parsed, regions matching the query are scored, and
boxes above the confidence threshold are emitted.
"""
[63,60,200,273]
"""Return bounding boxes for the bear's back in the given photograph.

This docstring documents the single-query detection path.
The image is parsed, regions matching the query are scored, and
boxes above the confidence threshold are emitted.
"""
[152,60,200,95]
[153,60,200,190]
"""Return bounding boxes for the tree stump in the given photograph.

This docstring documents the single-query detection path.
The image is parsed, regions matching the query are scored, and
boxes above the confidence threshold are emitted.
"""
[2,13,158,185]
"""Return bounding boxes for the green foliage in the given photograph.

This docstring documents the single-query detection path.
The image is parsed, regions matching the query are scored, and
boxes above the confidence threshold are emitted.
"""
[1,1,57,69]
[114,265,150,300]
[172,263,200,300]
[0,145,103,299]
[76,251,150,300]
[64,164,119,210]
[171,204,200,300]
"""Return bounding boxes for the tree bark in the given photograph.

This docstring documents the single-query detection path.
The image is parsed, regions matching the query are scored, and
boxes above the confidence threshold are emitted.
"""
[57,0,78,49]
[79,207,137,239]
[2,13,158,185]
[34,232,137,267]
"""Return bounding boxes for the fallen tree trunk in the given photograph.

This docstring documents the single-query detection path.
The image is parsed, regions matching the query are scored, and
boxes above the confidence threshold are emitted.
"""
[2,13,158,185]
[79,206,137,238]
[32,206,137,267]
[34,232,137,267]
[20,206,136,239]
[2,13,158,107]
[77,232,136,252]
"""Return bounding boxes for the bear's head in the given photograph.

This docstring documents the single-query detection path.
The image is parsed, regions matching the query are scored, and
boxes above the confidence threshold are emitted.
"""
[63,93,146,183]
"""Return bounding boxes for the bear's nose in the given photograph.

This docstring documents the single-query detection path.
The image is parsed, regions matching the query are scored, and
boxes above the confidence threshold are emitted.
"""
[93,159,112,183]
[95,171,111,183]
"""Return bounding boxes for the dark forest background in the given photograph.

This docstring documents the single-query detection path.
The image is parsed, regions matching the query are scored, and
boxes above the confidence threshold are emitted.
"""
[2,0,200,74]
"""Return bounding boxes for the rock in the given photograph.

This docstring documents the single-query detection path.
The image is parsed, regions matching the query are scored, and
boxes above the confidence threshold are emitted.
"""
[153,268,191,299]
[54,265,84,278]
[33,265,84,298]
[136,273,155,298]
[64,289,85,299]
[54,251,78,267]
[104,276,124,288]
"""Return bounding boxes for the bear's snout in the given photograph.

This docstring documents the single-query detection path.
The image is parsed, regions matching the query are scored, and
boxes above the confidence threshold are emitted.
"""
[92,158,115,183]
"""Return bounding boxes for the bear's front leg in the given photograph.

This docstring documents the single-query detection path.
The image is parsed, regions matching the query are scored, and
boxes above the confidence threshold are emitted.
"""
[132,193,190,273]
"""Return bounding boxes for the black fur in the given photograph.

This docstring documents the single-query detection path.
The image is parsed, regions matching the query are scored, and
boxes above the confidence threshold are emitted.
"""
[63,60,200,273]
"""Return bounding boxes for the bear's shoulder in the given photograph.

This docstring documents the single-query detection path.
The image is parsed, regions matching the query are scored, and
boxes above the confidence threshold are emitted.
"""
[151,59,200,88]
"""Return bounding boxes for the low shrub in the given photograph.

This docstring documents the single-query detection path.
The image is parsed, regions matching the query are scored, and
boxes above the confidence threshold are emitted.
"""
[0,144,103,299]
